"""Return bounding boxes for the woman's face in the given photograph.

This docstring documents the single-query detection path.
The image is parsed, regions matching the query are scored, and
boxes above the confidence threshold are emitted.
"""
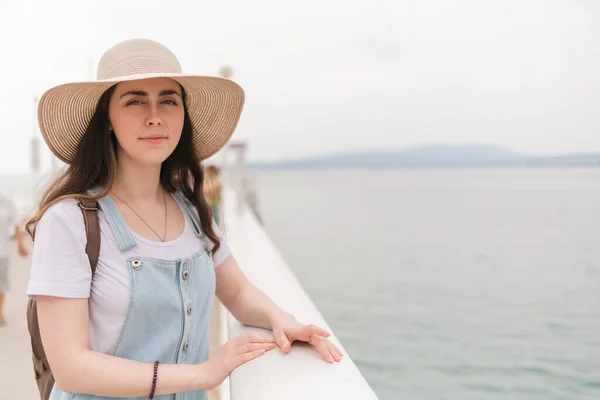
[108,77,185,166]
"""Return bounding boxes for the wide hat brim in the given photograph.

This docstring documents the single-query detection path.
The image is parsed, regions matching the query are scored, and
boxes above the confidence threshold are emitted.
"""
[38,72,245,164]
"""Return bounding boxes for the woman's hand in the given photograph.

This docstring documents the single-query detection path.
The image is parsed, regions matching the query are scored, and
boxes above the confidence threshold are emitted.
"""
[18,244,29,258]
[271,313,344,364]
[201,332,276,390]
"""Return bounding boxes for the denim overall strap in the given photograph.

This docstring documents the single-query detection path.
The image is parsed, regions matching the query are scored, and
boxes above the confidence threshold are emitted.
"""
[171,192,203,238]
[96,193,138,253]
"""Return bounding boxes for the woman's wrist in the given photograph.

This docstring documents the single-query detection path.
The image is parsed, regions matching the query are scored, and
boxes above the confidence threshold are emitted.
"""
[156,363,214,394]
[268,310,296,329]
[192,361,215,392]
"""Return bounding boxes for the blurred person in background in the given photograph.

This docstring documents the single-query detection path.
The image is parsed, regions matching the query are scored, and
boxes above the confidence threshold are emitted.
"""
[203,165,223,226]
[0,192,29,326]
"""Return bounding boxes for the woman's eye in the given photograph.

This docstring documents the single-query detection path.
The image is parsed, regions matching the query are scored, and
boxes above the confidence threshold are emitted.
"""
[162,99,178,105]
[127,100,142,106]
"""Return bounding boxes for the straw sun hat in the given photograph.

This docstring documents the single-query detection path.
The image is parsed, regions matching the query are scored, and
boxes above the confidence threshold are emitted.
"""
[37,38,245,164]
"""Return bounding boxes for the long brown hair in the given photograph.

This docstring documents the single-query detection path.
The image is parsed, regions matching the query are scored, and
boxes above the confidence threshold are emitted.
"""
[26,83,221,253]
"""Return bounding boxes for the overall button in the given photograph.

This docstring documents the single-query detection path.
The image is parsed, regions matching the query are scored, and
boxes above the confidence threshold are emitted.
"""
[131,259,142,270]
[183,342,189,351]
[182,270,189,280]
[187,305,193,315]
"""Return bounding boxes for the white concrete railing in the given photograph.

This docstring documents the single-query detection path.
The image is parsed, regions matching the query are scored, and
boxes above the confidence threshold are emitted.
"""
[219,188,378,399]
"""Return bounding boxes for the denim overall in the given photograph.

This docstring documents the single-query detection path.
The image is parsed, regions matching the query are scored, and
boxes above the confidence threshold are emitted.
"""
[50,191,215,400]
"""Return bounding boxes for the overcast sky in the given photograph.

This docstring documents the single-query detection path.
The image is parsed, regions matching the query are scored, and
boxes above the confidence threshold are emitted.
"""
[0,0,598,174]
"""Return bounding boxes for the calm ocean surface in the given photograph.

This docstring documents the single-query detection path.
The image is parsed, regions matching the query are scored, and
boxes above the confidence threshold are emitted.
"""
[253,168,600,400]
[1,168,599,399]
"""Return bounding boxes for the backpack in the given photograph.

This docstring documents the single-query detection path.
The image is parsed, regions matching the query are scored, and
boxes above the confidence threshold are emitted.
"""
[26,199,101,400]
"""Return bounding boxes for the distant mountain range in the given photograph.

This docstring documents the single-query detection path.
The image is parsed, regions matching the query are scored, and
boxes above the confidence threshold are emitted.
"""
[248,145,600,169]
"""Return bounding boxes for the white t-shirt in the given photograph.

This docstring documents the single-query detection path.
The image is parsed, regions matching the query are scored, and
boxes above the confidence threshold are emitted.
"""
[0,193,17,259]
[26,197,230,354]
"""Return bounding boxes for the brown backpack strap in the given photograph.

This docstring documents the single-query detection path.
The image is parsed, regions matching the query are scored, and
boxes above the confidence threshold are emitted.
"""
[78,199,100,276]
[27,198,101,400]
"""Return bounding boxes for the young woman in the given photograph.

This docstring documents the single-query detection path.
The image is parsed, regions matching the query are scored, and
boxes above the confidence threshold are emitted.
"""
[26,38,342,400]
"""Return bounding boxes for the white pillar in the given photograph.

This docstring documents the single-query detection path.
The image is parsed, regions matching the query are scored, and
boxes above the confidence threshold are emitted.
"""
[235,144,246,215]
[227,141,247,215]
[31,97,40,174]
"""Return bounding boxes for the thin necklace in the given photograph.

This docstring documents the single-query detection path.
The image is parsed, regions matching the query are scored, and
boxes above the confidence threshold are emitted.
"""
[111,189,168,242]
